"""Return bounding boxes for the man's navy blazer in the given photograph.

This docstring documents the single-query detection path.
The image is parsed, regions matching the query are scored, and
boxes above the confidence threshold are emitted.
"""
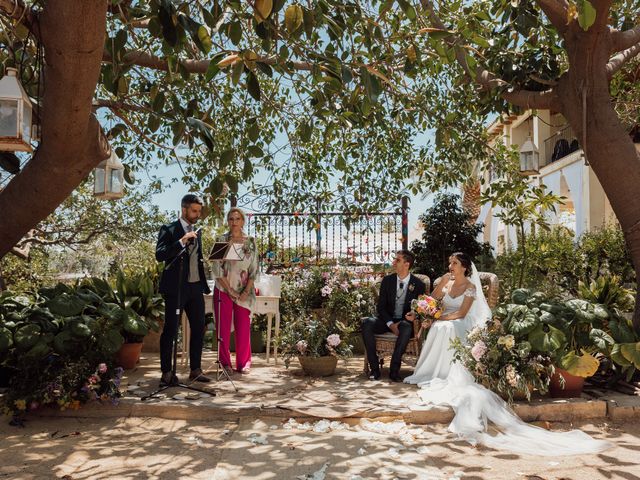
[377,273,427,325]
[155,220,211,296]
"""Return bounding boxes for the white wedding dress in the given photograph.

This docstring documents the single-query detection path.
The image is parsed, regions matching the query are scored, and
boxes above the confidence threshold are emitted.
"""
[405,265,611,456]
[404,285,476,384]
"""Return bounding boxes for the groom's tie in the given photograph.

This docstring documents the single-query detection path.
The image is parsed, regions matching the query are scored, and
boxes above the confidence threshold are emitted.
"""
[186,224,196,252]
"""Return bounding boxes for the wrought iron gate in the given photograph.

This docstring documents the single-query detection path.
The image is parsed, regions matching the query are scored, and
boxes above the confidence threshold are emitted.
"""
[244,198,409,265]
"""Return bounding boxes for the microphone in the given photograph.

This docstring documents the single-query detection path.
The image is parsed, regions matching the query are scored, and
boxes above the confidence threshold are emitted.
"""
[186,226,201,245]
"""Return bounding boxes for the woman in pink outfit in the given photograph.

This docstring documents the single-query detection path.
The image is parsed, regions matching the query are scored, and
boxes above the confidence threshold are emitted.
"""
[212,208,259,373]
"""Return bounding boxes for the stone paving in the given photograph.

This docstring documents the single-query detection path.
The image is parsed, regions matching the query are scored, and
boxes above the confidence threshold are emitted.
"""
[29,351,640,425]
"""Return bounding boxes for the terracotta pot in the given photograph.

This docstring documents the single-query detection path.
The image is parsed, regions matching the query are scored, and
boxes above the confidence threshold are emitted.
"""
[297,355,338,376]
[115,342,143,369]
[549,367,585,398]
[142,318,164,353]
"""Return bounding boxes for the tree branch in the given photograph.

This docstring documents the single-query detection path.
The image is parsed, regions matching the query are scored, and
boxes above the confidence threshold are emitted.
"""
[93,99,148,113]
[0,0,39,36]
[611,25,640,54]
[501,88,559,110]
[607,41,640,78]
[104,50,313,74]
[533,0,570,34]
[590,0,614,29]
[109,106,175,150]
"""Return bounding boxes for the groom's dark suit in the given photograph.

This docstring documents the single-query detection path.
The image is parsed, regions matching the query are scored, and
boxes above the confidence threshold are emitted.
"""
[362,273,426,378]
[156,220,211,374]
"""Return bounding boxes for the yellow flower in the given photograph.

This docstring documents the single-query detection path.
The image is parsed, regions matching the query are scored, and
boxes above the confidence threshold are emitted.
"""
[14,399,27,411]
[433,311,442,319]
[498,335,515,350]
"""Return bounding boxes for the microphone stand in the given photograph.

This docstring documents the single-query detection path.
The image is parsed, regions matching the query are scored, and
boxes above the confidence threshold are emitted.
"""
[210,286,238,392]
[143,240,215,401]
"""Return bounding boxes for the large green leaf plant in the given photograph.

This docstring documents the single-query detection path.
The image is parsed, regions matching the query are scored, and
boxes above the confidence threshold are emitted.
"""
[494,288,640,379]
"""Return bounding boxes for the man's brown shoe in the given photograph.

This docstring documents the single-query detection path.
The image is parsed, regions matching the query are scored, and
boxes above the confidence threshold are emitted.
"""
[189,368,211,383]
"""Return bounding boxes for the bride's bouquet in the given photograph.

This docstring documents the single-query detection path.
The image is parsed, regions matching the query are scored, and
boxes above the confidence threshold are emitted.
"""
[411,294,442,334]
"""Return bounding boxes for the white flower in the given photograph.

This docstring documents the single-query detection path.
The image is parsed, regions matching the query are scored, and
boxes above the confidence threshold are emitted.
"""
[326,334,341,347]
[468,327,481,339]
[505,364,519,387]
[296,340,308,354]
[321,285,333,297]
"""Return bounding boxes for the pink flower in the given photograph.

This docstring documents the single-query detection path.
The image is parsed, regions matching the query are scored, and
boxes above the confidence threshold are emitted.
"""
[326,334,341,347]
[296,340,308,354]
[321,285,333,297]
[88,375,100,385]
[471,341,488,361]
[98,363,107,374]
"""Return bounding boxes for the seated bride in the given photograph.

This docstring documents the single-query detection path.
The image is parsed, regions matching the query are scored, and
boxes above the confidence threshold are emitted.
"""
[404,252,477,384]
[404,252,611,456]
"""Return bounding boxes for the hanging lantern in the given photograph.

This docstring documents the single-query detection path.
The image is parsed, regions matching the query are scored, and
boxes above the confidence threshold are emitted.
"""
[519,136,539,175]
[0,68,33,152]
[94,149,125,200]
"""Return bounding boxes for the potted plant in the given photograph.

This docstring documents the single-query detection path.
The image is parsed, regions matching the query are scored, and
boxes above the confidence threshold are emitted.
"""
[277,315,353,376]
[84,271,162,368]
[494,289,604,398]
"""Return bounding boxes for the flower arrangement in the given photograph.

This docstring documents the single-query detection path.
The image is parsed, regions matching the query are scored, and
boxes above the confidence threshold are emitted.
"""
[451,319,554,403]
[2,356,123,417]
[277,315,353,368]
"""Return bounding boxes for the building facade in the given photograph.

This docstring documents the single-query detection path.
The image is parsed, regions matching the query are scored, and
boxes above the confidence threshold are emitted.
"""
[475,110,617,254]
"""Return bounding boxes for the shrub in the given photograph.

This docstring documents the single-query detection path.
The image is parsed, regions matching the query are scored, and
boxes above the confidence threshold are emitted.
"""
[411,193,493,281]
[494,224,635,301]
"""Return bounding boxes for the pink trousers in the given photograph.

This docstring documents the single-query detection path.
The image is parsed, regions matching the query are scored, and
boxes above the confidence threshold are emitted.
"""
[214,288,251,371]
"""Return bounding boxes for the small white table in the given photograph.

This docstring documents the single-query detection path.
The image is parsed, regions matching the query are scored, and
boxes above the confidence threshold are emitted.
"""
[252,296,281,364]
[181,294,280,364]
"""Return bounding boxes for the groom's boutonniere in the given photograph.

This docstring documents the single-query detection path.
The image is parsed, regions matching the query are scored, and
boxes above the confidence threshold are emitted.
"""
[408,283,415,292]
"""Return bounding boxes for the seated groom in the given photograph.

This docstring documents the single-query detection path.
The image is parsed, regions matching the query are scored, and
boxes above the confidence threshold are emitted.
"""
[362,250,426,382]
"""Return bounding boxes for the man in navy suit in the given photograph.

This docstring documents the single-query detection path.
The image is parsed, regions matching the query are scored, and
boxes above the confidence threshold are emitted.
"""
[362,250,426,382]
[155,194,212,386]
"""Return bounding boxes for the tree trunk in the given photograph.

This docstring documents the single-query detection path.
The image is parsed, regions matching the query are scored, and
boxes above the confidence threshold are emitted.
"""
[0,0,109,259]
[557,24,640,331]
